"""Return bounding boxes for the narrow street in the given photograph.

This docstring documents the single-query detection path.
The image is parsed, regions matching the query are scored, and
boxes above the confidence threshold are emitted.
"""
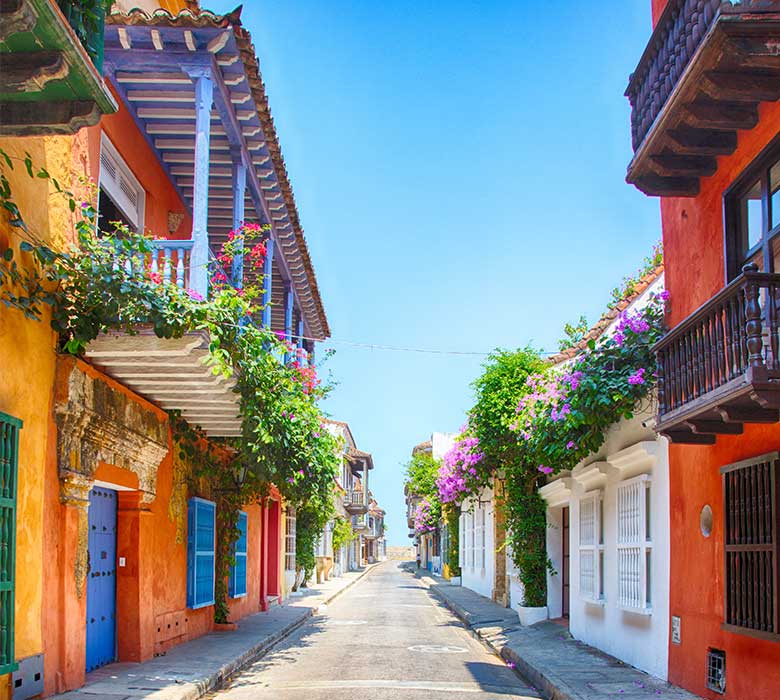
[212,561,540,700]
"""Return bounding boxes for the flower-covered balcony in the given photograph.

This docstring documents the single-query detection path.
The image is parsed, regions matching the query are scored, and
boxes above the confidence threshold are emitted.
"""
[626,0,780,196]
[655,265,780,443]
[0,0,117,134]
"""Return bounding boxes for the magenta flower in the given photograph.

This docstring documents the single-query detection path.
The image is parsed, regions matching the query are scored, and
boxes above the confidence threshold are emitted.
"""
[186,289,204,301]
[538,465,554,475]
[628,368,646,385]
[566,441,576,450]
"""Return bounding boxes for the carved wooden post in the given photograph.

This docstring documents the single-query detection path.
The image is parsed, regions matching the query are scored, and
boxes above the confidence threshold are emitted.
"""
[262,237,274,328]
[284,285,293,363]
[743,263,765,368]
[231,149,247,288]
[657,349,667,416]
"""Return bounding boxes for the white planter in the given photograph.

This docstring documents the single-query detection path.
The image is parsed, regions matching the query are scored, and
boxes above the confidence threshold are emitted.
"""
[449,576,462,586]
[516,605,548,626]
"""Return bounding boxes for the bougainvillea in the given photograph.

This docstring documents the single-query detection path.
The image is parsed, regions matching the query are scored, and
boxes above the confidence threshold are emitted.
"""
[437,430,488,504]
[413,497,441,535]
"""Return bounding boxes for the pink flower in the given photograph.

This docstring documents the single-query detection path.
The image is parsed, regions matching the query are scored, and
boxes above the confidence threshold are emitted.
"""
[186,289,204,301]
[628,368,646,385]
[538,465,554,475]
[566,441,576,450]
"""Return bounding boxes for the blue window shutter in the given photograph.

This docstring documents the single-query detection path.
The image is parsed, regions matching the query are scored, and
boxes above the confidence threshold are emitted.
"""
[187,498,216,609]
[229,511,248,598]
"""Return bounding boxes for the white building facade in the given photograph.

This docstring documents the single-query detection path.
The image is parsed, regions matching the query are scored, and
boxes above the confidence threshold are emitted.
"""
[458,485,496,600]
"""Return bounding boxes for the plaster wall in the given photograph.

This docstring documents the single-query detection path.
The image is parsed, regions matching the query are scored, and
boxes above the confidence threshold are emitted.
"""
[460,487,496,600]
[657,98,780,699]
[543,411,671,681]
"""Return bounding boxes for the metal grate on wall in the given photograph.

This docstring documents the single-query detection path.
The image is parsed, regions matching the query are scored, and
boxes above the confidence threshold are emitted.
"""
[706,648,726,695]
[0,413,21,675]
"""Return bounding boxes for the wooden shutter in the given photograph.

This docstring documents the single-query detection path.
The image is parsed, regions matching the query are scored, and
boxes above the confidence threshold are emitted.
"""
[0,413,20,674]
[99,135,145,231]
[617,475,652,612]
[187,498,216,609]
[458,513,464,568]
[579,493,603,602]
[722,453,780,638]
[229,511,248,598]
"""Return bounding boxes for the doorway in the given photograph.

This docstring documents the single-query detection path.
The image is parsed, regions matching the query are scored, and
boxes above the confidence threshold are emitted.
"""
[86,486,117,672]
[562,506,570,619]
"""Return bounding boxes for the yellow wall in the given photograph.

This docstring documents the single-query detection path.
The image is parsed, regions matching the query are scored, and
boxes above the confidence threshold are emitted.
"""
[0,133,85,671]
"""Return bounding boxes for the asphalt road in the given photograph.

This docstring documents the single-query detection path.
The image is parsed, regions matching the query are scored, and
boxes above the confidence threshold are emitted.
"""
[213,560,541,700]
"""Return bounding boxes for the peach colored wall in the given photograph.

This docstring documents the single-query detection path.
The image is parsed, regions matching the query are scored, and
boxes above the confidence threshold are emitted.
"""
[85,85,191,238]
[660,102,780,699]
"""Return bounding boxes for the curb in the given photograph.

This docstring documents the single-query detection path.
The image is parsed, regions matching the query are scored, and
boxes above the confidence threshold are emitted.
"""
[414,571,563,700]
[173,563,379,700]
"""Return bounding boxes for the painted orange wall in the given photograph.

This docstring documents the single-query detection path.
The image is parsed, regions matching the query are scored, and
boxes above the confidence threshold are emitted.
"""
[84,84,192,239]
[660,102,780,699]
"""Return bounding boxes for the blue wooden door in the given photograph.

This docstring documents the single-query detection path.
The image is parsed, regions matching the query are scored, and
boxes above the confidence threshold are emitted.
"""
[86,487,117,672]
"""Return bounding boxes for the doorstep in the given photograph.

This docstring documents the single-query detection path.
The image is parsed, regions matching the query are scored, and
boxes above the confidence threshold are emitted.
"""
[52,565,376,700]
[414,570,702,700]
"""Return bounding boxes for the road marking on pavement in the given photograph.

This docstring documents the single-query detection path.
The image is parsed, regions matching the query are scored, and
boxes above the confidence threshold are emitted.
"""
[247,679,538,696]
[407,644,468,653]
[327,620,367,625]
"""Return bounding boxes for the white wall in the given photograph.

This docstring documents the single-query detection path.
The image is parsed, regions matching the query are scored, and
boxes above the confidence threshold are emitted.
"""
[541,410,670,680]
[459,486,495,600]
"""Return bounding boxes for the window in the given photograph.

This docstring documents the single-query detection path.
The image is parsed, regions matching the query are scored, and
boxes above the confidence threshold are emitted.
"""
[721,453,780,638]
[616,475,652,613]
[725,141,780,280]
[579,492,604,602]
[187,498,216,609]
[475,507,486,570]
[458,514,465,568]
[98,134,145,234]
[228,511,248,598]
[0,413,21,674]
[285,508,296,572]
[467,511,475,569]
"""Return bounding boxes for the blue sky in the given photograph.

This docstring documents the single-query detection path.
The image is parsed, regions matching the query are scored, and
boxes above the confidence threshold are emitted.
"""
[209,0,661,545]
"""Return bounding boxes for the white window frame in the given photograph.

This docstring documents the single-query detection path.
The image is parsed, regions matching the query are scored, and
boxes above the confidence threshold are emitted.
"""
[466,511,475,569]
[579,491,604,603]
[98,133,146,232]
[616,474,652,614]
[285,507,296,572]
[458,513,465,568]
[475,507,486,571]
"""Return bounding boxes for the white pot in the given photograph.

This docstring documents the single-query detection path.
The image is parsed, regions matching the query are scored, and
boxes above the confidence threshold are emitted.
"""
[449,576,462,586]
[516,605,547,626]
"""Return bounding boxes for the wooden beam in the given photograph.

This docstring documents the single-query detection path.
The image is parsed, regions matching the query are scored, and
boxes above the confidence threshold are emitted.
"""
[666,126,738,156]
[703,70,780,102]
[629,172,700,197]
[650,151,718,178]
[189,71,213,298]
[0,50,66,92]
[683,99,759,131]
[663,430,717,445]
[684,420,744,436]
[718,406,780,424]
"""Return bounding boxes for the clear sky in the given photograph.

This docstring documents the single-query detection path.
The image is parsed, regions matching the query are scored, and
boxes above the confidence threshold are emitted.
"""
[209,0,661,545]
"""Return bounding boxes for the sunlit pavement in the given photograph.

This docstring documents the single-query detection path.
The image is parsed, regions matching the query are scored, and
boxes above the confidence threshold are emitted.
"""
[213,560,541,700]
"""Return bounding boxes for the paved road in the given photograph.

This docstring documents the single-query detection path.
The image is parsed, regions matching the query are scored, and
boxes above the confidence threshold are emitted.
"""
[213,561,541,700]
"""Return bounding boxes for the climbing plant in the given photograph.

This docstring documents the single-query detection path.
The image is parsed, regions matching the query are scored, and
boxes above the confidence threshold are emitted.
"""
[331,516,356,556]
[0,150,340,621]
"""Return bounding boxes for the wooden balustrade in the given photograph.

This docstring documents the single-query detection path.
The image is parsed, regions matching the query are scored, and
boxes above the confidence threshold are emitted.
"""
[149,240,195,289]
[655,266,780,440]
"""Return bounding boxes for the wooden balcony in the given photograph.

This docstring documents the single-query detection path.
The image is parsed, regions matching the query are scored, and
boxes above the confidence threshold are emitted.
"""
[656,265,780,443]
[344,489,368,515]
[0,0,116,134]
[626,0,780,196]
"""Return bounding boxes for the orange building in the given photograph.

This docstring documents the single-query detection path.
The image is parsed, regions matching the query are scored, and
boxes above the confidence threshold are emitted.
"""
[626,1,780,698]
[0,1,327,696]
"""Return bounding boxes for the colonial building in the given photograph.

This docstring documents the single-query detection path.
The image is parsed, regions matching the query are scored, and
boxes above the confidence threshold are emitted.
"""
[626,2,780,697]
[0,1,329,696]
[540,268,672,680]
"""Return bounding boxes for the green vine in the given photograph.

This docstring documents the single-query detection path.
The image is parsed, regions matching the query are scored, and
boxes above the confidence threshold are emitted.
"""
[331,516,356,556]
[0,150,340,621]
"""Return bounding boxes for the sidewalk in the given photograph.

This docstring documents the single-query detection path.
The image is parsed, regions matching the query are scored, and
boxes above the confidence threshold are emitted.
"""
[413,569,702,700]
[55,566,377,700]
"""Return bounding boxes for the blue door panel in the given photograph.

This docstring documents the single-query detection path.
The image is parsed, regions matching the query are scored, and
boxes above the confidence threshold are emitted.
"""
[86,487,117,672]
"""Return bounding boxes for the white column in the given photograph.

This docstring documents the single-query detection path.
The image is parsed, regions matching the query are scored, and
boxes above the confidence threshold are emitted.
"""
[190,71,213,297]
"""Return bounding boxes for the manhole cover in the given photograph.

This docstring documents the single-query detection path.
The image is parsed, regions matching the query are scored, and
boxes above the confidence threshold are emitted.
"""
[407,644,468,654]
[329,620,368,625]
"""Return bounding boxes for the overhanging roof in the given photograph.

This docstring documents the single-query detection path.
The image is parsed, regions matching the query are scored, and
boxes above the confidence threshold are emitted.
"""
[103,6,329,340]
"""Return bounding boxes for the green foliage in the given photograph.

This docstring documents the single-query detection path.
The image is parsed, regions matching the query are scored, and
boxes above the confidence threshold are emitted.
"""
[403,451,440,500]
[295,500,334,588]
[0,150,340,622]
[469,347,545,473]
[608,241,663,309]
[557,315,589,351]
[444,503,461,578]
[331,516,356,555]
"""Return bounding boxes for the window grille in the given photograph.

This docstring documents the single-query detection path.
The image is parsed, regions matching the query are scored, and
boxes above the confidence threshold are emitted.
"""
[186,498,216,609]
[0,413,20,674]
[617,474,652,612]
[721,453,780,637]
[98,134,145,232]
[579,492,604,602]
[706,649,726,694]
[285,508,296,572]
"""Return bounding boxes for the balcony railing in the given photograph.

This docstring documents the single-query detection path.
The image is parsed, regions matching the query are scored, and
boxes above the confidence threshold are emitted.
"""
[344,489,368,514]
[625,1,780,196]
[655,265,780,442]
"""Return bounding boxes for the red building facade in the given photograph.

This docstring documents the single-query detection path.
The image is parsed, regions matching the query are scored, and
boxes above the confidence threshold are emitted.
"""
[628,2,780,698]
